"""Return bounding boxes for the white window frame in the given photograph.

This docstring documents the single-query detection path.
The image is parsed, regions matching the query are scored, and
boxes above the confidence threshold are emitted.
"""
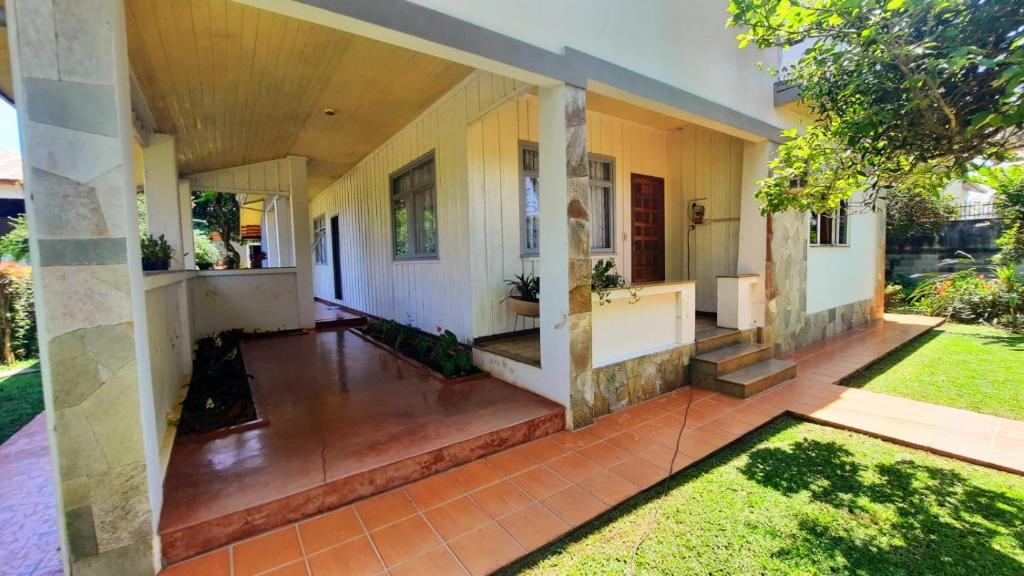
[809,199,850,247]
[390,151,439,261]
[518,142,616,256]
[312,214,327,264]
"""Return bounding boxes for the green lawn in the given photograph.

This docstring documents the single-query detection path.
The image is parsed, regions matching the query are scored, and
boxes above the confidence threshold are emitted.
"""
[0,360,42,444]
[503,418,1024,575]
[844,322,1024,421]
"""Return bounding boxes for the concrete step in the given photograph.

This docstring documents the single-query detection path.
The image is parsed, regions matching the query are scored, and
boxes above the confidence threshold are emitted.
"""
[692,341,773,377]
[694,326,746,354]
[713,358,797,398]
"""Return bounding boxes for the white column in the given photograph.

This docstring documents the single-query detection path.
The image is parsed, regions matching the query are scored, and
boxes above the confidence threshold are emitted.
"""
[143,133,184,268]
[737,140,774,328]
[178,180,195,269]
[288,156,315,328]
[276,198,294,267]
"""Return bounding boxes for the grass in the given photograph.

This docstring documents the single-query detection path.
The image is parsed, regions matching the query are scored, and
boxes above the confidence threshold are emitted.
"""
[844,322,1024,421]
[503,418,1024,576]
[0,360,42,444]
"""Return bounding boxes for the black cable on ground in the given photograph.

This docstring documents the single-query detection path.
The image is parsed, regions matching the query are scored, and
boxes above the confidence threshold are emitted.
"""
[627,384,697,576]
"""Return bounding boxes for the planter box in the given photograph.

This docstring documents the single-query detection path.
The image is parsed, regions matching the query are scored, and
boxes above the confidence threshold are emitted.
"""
[351,328,490,385]
[507,296,540,318]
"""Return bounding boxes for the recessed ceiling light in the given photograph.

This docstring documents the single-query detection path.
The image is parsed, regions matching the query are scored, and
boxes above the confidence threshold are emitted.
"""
[323,108,337,116]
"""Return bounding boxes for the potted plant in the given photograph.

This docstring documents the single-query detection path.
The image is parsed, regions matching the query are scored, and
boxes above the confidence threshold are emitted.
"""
[141,234,173,271]
[504,273,540,317]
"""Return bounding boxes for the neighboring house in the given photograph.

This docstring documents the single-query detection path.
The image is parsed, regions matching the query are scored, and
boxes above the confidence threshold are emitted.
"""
[3,1,884,574]
[0,149,24,237]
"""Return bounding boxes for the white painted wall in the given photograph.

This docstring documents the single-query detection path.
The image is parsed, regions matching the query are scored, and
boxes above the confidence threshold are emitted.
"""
[310,71,528,340]
[407,0,786,129]
[591,281,695,368]
[143,272,193,471]
[806,194,880,314]
[190,269,302,337]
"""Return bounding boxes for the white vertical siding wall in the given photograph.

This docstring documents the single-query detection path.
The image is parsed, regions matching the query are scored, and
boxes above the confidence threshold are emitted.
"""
[469,94,745,337]
[667,126,744,312]
[310,71,527,340]
[468,94,672,338]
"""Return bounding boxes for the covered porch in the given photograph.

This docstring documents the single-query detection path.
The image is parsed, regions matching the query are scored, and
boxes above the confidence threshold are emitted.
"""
[158,327,562,562]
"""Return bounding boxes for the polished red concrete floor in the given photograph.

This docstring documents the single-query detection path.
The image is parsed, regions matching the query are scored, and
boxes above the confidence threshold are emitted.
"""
[159,328,563,564]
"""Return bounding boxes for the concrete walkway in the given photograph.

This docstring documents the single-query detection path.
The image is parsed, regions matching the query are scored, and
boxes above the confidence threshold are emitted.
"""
[0,413,61,576]
[161,313,1024,576]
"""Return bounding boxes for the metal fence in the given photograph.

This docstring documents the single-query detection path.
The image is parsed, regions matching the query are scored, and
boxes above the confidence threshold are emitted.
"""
[954,202,996,220]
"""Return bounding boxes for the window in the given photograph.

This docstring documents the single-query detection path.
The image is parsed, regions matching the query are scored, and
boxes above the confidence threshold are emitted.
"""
[809,200,849,246]
[519,143,615,256]
[588,156,614,252]
[312,214,327,264]
[391,153,438,259]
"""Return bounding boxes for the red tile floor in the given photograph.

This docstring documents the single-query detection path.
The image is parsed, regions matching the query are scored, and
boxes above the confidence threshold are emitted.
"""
[159,328,563,563]
[161,313,1024,575]
[0,413,62,576]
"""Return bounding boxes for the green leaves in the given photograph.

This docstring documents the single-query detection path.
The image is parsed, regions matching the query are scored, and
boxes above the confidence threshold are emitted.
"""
[729,0,1024,214]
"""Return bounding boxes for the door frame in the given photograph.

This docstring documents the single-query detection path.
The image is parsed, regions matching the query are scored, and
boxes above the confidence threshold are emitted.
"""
[330,215,342,300]
[629,173,666,284]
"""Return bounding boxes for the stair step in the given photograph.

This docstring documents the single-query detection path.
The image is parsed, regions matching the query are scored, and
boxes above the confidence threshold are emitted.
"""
[692,342,772,377]
[715,358,797,398]
[694,326,744,354]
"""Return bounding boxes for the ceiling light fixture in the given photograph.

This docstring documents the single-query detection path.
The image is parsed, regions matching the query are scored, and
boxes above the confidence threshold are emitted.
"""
[323,108,337,117]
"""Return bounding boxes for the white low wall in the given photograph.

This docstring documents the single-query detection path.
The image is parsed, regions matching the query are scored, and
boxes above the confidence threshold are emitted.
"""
[591,281,696,368]
[190,269,302,337]
[143,271,195,471]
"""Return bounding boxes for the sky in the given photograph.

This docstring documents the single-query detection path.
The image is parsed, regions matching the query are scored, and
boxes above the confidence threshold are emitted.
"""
[0,100,21,154]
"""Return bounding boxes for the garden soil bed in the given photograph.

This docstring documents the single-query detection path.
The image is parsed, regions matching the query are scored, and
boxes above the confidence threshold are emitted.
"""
[178,330,264,437]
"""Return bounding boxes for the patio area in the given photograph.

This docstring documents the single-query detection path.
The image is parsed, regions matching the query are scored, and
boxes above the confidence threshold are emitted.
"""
[158,328,563,564]
[160,313,1024,576]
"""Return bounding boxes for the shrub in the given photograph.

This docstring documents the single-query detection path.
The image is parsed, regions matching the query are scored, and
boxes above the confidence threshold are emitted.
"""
[193,230,221,269]
[910,253,1023,330]
[0,262,35,364]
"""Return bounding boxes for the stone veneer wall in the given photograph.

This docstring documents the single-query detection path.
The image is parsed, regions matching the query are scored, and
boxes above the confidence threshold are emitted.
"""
[591,345,695,417]
[10,0,156,574]
[767,210,882,354]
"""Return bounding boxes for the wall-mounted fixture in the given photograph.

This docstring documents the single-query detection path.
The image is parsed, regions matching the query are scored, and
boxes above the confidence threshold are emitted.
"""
[323,108,337,117]
[689,200,706,225]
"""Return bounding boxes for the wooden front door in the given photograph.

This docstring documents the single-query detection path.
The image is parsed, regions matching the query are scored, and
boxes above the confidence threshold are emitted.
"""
[630,173,665,284]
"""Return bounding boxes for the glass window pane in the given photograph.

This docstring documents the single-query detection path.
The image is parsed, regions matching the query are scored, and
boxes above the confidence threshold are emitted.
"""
[809,212,819,245]
[416,189,438,255]
[838,202,848,245]
[820,211,835,245]
[393,196,408,257]
[524,175,540,253]
[522,148,539,173]
[590,183,612,250]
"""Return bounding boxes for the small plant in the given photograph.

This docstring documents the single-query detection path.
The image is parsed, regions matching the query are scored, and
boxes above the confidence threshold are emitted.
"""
[141,234,173,271]
[592,258,626,304]
[505,273,540,302]
[432,328,473,378]
[909,252,1023,328]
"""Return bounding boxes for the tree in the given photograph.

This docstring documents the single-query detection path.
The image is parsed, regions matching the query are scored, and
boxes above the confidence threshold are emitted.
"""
[975,164,1024,265]
[728,0,1024,214]
[885,178,960,240]
[193,191,241,269]
[0,215,29,262]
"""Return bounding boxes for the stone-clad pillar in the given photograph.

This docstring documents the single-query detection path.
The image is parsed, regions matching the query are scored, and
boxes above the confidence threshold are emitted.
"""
[9,0,157,574]
[539,84,593,429]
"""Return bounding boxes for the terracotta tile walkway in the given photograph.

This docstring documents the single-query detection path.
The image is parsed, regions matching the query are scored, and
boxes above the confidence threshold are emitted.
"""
[0,413,62,576]
[158,313,1024,576]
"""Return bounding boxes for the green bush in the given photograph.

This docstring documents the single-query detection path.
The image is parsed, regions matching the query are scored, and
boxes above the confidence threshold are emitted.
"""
[910,254,1023,331]
[193,230,221,268]
[11,272,36,360]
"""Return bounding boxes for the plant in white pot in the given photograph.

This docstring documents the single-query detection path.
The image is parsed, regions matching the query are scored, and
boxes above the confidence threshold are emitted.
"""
[504,273,540,317]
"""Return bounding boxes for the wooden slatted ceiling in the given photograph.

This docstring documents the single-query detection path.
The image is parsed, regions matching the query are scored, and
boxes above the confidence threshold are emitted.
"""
[125,0,471,194]
[0,0,12,105]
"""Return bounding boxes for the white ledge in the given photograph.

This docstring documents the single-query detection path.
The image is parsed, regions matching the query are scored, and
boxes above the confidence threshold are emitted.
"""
[143,270,196,291]
[592,280,695,302]
[196,267,297,277]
